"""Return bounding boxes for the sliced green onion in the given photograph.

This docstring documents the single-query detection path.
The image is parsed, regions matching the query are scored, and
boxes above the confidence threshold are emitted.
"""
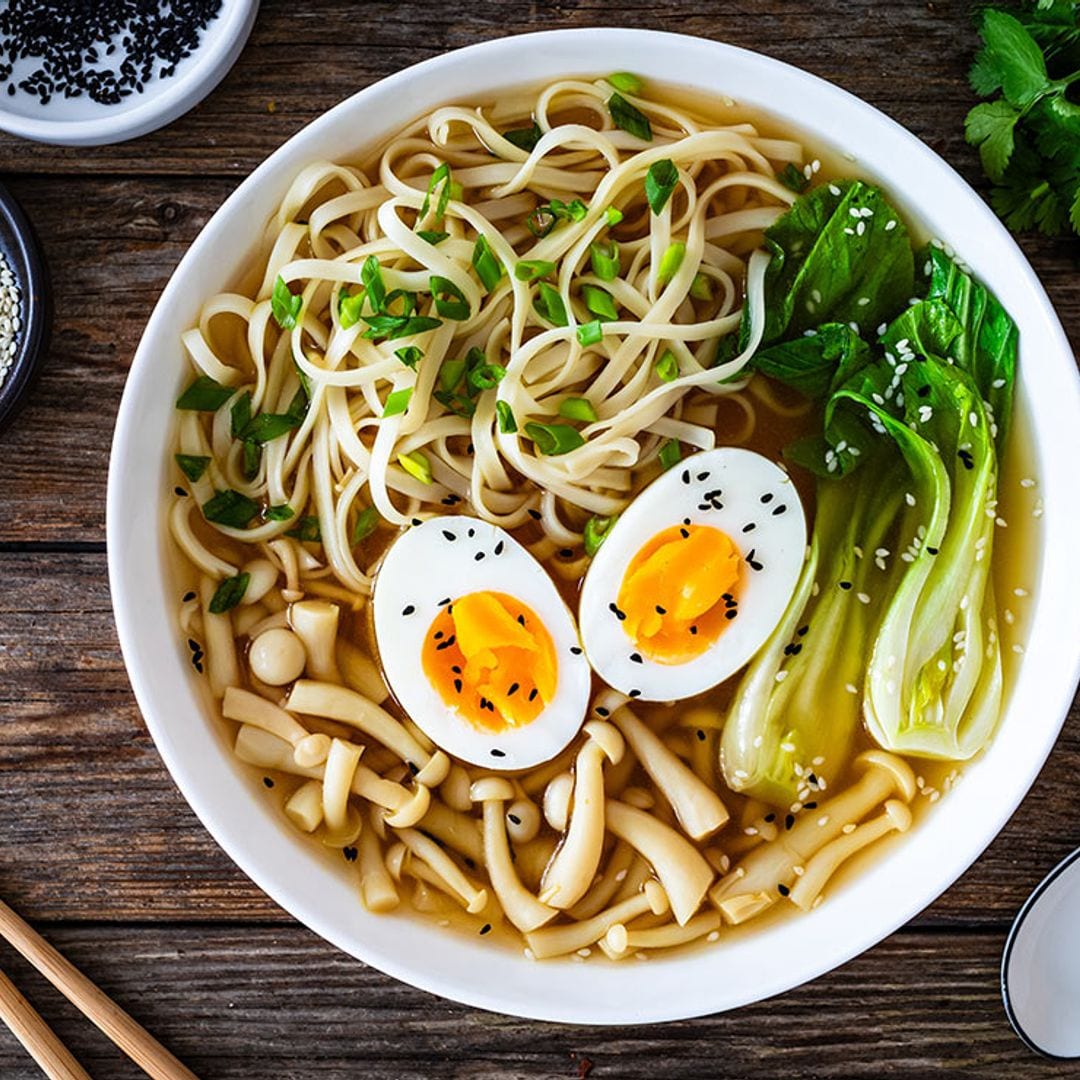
[590,240,620,282]
[339,290,365,329]
[285,516,321,542]
[230,392,252,438]
[430,275,470,320]
[419,162,452,223]
[265,504,294,521]
[534,282,568,327]
[608,92,652,141]
[448,181,464,202]
[271,275,302,329]
[352,506,380,544]
[209,572,250,615]
[605,206,624,227]
[657,242,686,286]
[515,259,556,282]
[240,412,303,446]
[577,319,603,346]
[361,255,386,313]
[398,450,433,484]
[395,346,423,369]
[658,439,682,471]
[382,289,416,317]
[433,390,476,418]
[467,361,506,392]
[242,440,261,481]
[584,514,619,557]
[581,284,619,322]
[496,400,517,434]
[176,375,233,412]
[175,454,210,482]
[559,397,598,423]
[778,162,810,193]
[472,235,504,292]
[655,349,680,382]
[361,314,442,342]
[439,357,467,392]
[417,229,449,245]
[645,159,679,215]
[526,198,588,238]
[561,198,589,222]
[382,388,413,417]
[525,421,585,456]
[504,121,542,152]
[202,489,260,528]
[690,272,713,302]
[607,72,643,95]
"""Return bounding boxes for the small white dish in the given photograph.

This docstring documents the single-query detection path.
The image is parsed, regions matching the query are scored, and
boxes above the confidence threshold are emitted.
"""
[1003,847,1080,1059]
[0,0,258,146]
[108,28,1080,1024]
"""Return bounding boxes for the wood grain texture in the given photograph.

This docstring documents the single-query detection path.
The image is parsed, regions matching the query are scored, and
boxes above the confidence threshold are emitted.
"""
[0,927,1077,1079]
[0,0,1078,1073]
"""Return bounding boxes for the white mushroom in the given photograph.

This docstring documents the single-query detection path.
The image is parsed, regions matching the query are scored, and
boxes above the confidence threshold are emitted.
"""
[542,771,574,832]
[539,722,625,910]
[241,558,280,605]
[289,600,342,681]
[249,627,308,687]
[610,704,729,840]
[393,826,488,914]
[470,778,556,933]
[440,764,474,813]
[605,800,714,925]
[505,798,541,845]
[603,909,722,958]
[321,738,363,847]
[336,637,390,704]
[284,779,323,833]
[416,799,484,865]
[567,840,636,920]
[199,575,240,697]
[222,686,329,768]
[358,815,400,913]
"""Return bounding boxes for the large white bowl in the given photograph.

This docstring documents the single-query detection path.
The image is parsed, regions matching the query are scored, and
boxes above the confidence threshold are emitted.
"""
[107,29,1080,1024]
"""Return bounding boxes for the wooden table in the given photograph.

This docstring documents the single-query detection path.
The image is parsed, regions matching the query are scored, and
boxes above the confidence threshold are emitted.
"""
[1,2,1077,1076]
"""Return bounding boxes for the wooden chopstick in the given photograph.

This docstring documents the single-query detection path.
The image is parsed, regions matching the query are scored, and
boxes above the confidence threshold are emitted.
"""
[0,966,90,1080]
[0,898,197,1080]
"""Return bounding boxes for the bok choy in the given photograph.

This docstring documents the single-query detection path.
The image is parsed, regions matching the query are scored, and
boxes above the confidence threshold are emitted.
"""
[720,180,1018,807]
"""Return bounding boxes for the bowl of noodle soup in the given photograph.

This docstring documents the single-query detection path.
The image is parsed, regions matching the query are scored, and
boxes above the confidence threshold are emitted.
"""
[108,29,1080,1022]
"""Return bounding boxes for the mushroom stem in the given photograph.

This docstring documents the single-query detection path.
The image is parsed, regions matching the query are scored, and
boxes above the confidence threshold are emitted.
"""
[471,778,556,933]
[417,800,484,865]
[321,738,363,845]
[199,575,240,697]
[603,909,722,957]
[393,827,488,914]
[610,705,729,840]
[222,686,330,768]
[605,800,714,925]
[359,817,400,913]
[567,840,635,920]
[336,637,390,704]
[289,600,342,681]
[540,722,624,910]
[284,779,323,833]
[789,800,913,911]
[525,881,669,960]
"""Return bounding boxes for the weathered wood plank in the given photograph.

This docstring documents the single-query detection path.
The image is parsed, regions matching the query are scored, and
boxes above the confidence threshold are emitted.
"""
[2,550,1077,924]
[0,925,1074,1079]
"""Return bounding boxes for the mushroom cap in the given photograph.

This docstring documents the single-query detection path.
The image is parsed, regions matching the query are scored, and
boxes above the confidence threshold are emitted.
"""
[470,777,516,803]
[855,749,917,802]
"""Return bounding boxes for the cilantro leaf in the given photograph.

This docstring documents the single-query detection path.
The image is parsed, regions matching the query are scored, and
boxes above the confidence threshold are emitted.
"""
[965,100,1020,181]
[976,9,1050,106]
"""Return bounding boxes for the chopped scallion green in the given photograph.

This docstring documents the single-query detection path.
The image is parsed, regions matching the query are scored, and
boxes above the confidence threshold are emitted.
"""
[175,454,210,482]
[584,513,619,556]
[395,346,423,369]
[285,516,321,542]
[242,440,261,481]
[658,439,682,471]
[472,235,504,292]
[175,375,233,412]
[605,206,624,227]
[230,392,252,439]
[534,282,568,326]
[503,121,543,152]
[559,397,598,423]
[690,272,713,302]
[645,159,679,215]
[339,290,365,329]
[265,504,294,521]
[581,284,619,321]
[419,163,452,223]
[430,275,470,320]
[361,314,442,342]
[352,506,380,544]
[398,450,433,484]
[496,400,517,434]
[590,239,620,281]
[608,92,652,141]
[657,242,686,286]
[466,361,506,392]
[607,72,643,94]
[382,387,413,417]
[655,349,680,382]
[417,230,449,245]
[271,275,302,329]
[577,319,604,346]
[439,358,467,393]
[202,489,260,529]
[525,421,585,456]
[515,259,556,282]
[209,572,250,614]
[361,255,386,313]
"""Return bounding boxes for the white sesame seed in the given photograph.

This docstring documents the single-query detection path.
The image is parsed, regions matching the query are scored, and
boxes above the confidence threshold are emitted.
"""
[753,734,764,749]
[884,219,897,231]
[845,683,858,695]
[858,296,870,306]
[842,823,857,835]
[886,679,897,695]
[707,930,720,943]
[856,221,866,236]
[1012,644,1024,655]
[775,670,789,683]
[996,517,1008,528]
[843,227,856,236]
[1020,477,1036,488]
[780,741,796,753]
[812,288,822,304]
[1004,609,1015,625]
[829,183,842,196]
[577,947,592,957]
[812,159,821,173]
[524,948,535,960]
[905,492,916,506]
[1013,587,1027,597]
[734,769,749,780]
[849,207,862,218]
[793,865,805,876]
[857,592,871,605]
[803,163,813,179]
[817,815,830,827]
[812,756,825,766]
[744,826,758,836]
[614,869,628,882]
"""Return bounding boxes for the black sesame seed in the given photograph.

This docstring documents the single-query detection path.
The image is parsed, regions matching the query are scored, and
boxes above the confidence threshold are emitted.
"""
[174,486,187,497]
[508,813,521,825]
[764,813,776,823]
[441,496,457,505]
[467,527,475,537]
[785,814,795,830]
[464,857,477,869]
[343,846,358,862]
[798,625,809,637]
[452,665,462,674]
[407,762,420,776]
[438,597,451,606]
[442,530,457,541]
[528,688,538,701]
[772,504,787,515]
[608,603,627,621]
[804,800,818,810]
[528,508,542,520]
[559,548,574,558]
[681,469,691,484]
[655,605,667,615]
[517,614,526,626]
[187,638,199,651]
[760,492,774,503]
[193,660,204,673]
[683,517,691,526]
[689,625,698,635]
[479,923,492,935]
[698,503,712,512]
[570,646,583,655]
[453,679,463,693]
[696,729,706,742]
[926,546,939,555]
[263,777,274,788]
[434,630,444,640]
[680,527,690,539]
[507,682,520,696]
[777,883,790,897]
[474,551,485,561]
[630,653,643,664]
[697,471,710,481]
[725,610,737,620]
[917,384,931,398]
[182,591,196,603]
[742,522,756,533]
[411,518,422,526]
[628,689,641,698]
[494,541,504,555]
[807,772,818,785]
[595,706,610,717]
[839,581,853,590]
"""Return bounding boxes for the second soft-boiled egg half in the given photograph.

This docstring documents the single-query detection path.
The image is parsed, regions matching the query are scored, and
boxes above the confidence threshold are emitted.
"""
[373,516,592,770]
[579,448,807,702]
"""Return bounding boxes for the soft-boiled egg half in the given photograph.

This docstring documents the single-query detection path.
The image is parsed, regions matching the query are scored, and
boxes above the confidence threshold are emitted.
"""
[579,448,806,701]
[373,516,592,770]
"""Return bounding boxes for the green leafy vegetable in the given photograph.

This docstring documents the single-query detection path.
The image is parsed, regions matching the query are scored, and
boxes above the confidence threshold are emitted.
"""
[496,400,517,433]
[645,159,678,215]
[208,572,250,614]
[419,163,453,223]
[202,490,260,529]
[175,454,210,482]
[965,4,1080,237]
[271,275,303,329]
[526,198,588,238]
[472,235,504,291]
[558,397,598,423]
[525,421,585,456]
[176,375,233,412]
[504,121,543,152]
[230,391,252,439]
[608,92,652,141]
[352,506,380,544]
[583,514,618,557]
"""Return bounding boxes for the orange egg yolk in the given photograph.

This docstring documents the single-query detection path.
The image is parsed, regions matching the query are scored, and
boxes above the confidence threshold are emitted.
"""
[421,590,559,733]
[616,524,742,664]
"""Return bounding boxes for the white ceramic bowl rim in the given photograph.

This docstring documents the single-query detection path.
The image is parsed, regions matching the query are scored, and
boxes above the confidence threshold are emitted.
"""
[107,28,1080,1024]
[0,0,257,146]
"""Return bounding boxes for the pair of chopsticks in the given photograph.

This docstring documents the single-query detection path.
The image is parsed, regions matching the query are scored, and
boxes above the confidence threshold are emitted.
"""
[0,897,196,1079]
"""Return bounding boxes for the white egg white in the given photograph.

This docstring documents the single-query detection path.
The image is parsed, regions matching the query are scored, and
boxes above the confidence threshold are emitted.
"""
[372,515,592,770]
[579,448,807,701]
